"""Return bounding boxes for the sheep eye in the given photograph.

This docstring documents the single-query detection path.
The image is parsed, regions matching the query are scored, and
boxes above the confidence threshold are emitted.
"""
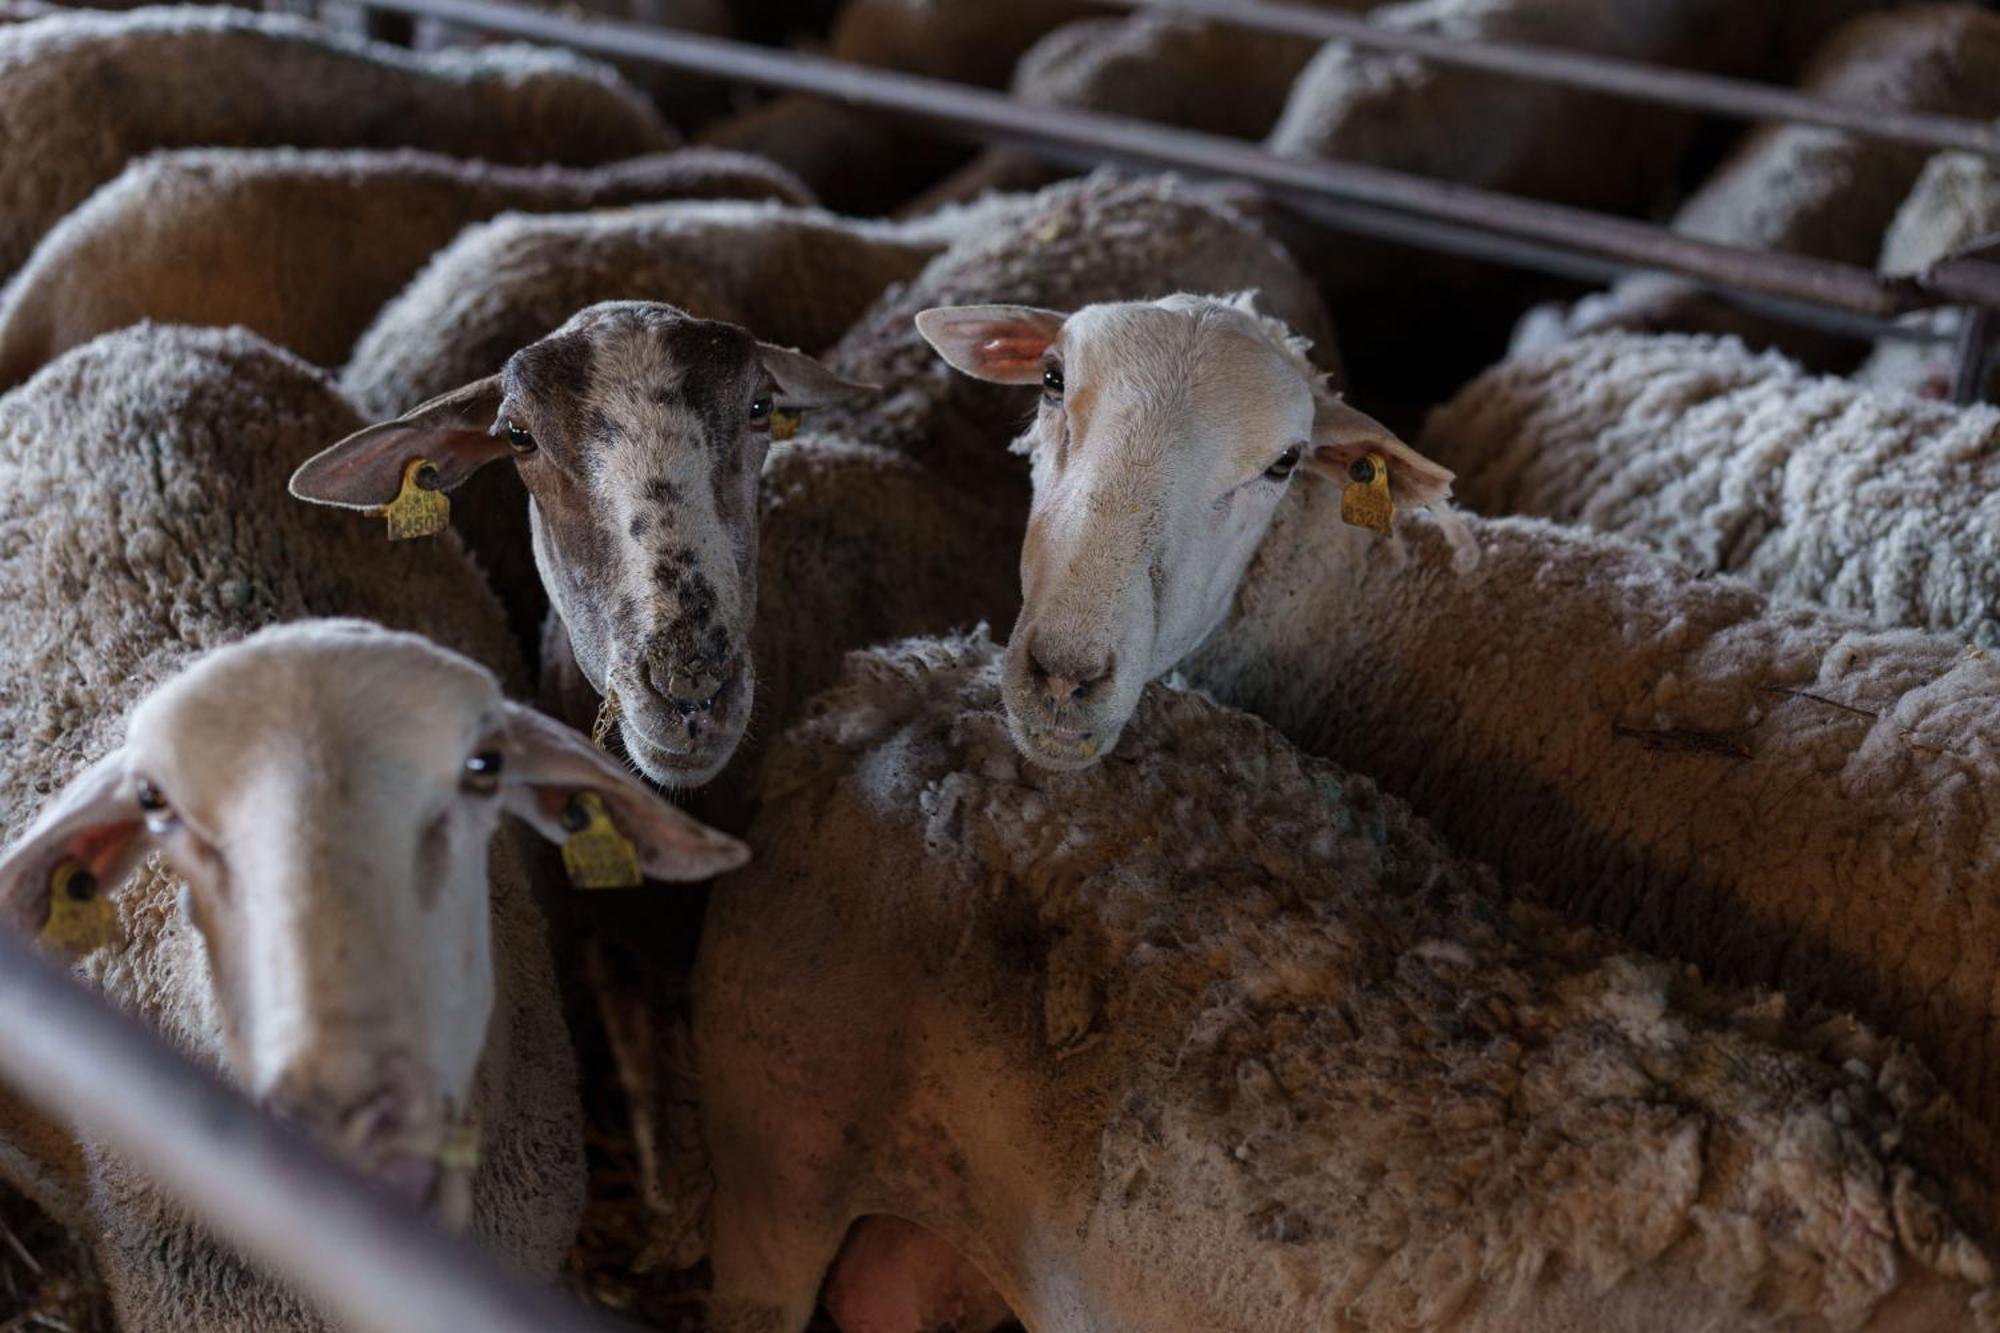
[1042,364,1064,397]
[504,421,536,453]
[1266,444,1304,481]
[134,776,177,833]
[749,396,773,422]
[462,750,504,795]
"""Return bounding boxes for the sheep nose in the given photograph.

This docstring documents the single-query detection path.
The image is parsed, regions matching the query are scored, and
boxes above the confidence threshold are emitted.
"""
[646,658,726,716]
[1029,644,1111,707]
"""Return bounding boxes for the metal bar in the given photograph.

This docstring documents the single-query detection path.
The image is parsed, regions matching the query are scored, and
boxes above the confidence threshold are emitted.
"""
[1105,0,2000,159]
[350,0,1947,325]
[0,930,634,1333]
[1025,136,1952,344]
[1950,307,1994,405]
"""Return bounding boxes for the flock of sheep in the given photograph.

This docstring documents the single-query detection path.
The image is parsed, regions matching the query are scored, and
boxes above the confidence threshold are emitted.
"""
[0,0,1998,1330]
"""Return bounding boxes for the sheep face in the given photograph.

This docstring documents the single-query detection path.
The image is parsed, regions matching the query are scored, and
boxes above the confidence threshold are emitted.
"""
[920,294,1451,769]
[0,620,745,1222]
[292,302,871,788]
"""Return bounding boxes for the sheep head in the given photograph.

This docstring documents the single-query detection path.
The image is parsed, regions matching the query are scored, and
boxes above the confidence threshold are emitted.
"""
[918,293,1452,770]
[291,301,874,789]
[0,620,745,1222]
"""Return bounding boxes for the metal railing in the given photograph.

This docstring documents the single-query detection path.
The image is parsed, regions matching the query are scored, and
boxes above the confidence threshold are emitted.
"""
[5,7,1999,1330]
[0,928,635,1333]
[356,0,2000,387]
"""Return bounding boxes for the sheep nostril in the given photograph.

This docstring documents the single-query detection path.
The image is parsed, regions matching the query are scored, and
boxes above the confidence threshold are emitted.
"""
[1030,646,1111,708]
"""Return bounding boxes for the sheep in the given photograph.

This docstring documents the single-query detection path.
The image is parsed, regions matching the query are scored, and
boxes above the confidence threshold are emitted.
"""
[0,4,673,282]
[330,174,1322,694]
[0,1,52,21]
[1418,330,2000,648]
[693,629,1997,1333]
[919,293,2000,1181]
[0,146,812,392]
[695,0,1099,213]
[338,200,962,422]
[815,170,1340,498]
[298,300,880,792]
[1857,148,2000,402]
[1513,5,2000,366]
[0,322,745,1330]
[1009,8,1359,142]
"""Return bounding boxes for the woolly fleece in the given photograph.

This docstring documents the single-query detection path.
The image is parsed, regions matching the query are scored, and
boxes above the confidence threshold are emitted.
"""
[697,631,1997,1332]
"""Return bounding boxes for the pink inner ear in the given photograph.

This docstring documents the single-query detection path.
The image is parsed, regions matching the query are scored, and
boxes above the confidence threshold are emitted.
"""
[975,331,1052,378]
[68,822,140,879]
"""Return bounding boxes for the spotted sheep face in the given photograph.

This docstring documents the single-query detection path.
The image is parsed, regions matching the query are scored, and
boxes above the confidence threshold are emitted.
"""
[0,621,744,1225]
[290,302,873,788]
[917,293,1454,771]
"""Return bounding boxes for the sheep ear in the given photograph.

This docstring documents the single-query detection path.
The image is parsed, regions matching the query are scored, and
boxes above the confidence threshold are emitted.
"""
[914,305,1067,385]
[289,375,510,512]
[0,752,149,961]
[1303,395,1455,508]
[496,703,747,884]
[757,343,876,407]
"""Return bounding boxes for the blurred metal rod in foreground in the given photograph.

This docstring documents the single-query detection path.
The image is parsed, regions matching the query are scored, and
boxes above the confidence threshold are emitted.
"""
[352,0,1986,338]
[0,929,633,1333]
[1110,0,2000,159]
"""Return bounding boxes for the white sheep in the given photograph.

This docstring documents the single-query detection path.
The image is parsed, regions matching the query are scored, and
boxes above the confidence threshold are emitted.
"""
[816,170,1340,496]
[1857,148,2000,402]
[1419,329,2000,648]
[919,293,2000,1184]
[694,630,1997,1333]
[0,145,812,390]
[0,323,744,1330]
[1513,5,2000,364]
[0,4,672,282]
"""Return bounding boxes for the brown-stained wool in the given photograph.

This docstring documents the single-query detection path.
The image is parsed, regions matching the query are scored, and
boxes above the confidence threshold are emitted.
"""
[697,631,1997,1332]
[0,4,671,284]
[1420,330,2000,648]
[694,0,1098,214]
[0,324,583,1331]
[0,145,813,390]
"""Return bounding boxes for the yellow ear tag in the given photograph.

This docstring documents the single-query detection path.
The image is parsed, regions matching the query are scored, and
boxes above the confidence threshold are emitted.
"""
[1340,451,1394,535]
[560,792,643,890]
[770,408,802,442]
[377,458,450,541]
[42,859,122,956]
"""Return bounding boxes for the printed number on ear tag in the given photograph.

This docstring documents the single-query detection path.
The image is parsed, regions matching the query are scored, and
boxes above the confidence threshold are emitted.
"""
[1341,451,1394,536]
[560,792,643,890]
[771,409,803,442]
[42,859,122,956]
[377,458,450,541]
